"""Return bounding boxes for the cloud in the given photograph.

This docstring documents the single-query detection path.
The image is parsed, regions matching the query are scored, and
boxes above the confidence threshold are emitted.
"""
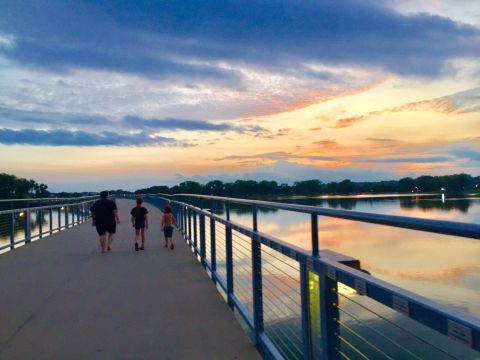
[358,156,453,164]
[366,138,398,142]
[123,115,233,132]
[333,116,367,128]
[1,1,479,80]
[452,149,480,162]
[0,106,112,126]
[123,115,274,137]
[0,33,15,49]
[212,151,336,162]
[332,86,480,128]
[312,140,338,149]
[0,128,183,147]
[0,106,272,136]
[185,160,397,184]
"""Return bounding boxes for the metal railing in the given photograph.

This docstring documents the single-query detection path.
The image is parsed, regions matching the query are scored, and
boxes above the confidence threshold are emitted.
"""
[142,193,479,360]
[0,195,98,210]
[0,197,97,252]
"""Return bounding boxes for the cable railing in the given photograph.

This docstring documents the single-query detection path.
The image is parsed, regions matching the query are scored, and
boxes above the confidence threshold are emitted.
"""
[0,197,97,253]
[137,193,479,359]
[0,195,98,210]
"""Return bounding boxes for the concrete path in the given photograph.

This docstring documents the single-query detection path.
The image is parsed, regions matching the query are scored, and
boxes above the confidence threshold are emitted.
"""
[0,199,260,360]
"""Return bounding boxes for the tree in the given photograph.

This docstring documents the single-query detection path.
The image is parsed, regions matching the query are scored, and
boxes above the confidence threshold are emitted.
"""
[293,180,322,195]
[337,179,355,194]
[0,173,50,198]
[205,180,225,195]
[398,177,415,193]
[178,181,203,194]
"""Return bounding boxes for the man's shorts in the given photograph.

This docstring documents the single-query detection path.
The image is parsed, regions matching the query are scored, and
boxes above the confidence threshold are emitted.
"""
[96,222,116,236]
[163,226,173,237]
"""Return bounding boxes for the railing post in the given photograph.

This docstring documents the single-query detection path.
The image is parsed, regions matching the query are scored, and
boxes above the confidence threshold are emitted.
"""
[251,205,264,347]
[58,207,61,231]
[210,217,217,284]
[311,214,319,257]
[300,263,313,360]
[225,223,234,308]
[38,209,43,238]
[49,208,53,235]
[10,212,15,249]
[180,205,184,235]
[188,208,192,246]
[320,270,340,359]
[184,206,187,235]
[76,205,80,225]
[25,210,31,243]
[225,201,230,221]
[193,211,198,255]
[180,205,184,233]
[177,205,182,232]
[200,213,206,268]
[64,206,69,229]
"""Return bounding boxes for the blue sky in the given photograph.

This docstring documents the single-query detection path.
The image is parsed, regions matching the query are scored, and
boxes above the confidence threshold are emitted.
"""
[0,1,479,191]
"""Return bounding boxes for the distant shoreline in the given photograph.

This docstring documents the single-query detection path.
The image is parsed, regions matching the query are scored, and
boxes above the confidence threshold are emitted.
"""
[274,193,476,200]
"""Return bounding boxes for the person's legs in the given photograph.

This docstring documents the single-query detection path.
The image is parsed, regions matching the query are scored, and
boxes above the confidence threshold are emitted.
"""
[99,233,107,252]
[165,226,174,249]
[107,232,115,250]
[135,229,140,251]
[140,228,146,249]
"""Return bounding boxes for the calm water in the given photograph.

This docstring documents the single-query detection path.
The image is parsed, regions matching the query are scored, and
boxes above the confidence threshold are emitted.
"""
[222,195,480,319]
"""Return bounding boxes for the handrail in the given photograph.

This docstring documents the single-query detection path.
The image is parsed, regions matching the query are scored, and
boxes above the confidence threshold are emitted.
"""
[0,199,96,215]
[0,195,98,203]
[0,197,97,252]
[148,193,480,239]
[142,194,480,359]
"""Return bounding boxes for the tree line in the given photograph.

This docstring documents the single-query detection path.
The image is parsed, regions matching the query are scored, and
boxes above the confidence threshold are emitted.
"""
[136,173,479,197]
[0,173,50,199]
[1,172,478,199]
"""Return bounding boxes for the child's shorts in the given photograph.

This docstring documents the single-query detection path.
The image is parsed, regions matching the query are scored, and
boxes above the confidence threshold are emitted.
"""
[163,226,174,237]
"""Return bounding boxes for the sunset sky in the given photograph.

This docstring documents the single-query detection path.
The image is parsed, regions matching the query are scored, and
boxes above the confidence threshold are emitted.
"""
[0,1,479,191]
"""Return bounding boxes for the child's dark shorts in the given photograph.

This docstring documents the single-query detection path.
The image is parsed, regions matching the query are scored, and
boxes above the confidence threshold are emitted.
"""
[163,225,174,237]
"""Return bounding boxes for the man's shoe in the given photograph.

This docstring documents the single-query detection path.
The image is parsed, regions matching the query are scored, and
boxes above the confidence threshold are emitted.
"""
[135,243,139,251]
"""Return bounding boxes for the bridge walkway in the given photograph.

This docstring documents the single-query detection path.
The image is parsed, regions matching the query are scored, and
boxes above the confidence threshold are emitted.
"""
[0,199,259,360]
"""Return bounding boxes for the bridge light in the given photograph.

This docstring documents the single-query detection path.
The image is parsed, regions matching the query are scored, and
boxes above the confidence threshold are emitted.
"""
[19,211,25,217]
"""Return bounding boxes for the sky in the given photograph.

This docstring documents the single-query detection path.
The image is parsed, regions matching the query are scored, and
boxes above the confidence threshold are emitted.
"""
[0,0,479,191]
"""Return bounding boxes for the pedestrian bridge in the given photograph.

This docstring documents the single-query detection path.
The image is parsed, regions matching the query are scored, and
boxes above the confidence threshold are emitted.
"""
[0,194,479,359]
[0,198,259,359]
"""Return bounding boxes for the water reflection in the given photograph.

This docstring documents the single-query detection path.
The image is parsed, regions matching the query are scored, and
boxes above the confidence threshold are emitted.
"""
[399,198,472,213]
[280,195,474,213]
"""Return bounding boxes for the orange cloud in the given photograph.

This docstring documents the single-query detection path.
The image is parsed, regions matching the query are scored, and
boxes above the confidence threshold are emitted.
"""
[243,75,394,118]
[312,140,338,149]
[331,88,471,128]
[333,115,366,128]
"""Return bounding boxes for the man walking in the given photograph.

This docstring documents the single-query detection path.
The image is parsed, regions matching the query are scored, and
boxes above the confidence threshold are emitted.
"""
[91,191,120,253]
